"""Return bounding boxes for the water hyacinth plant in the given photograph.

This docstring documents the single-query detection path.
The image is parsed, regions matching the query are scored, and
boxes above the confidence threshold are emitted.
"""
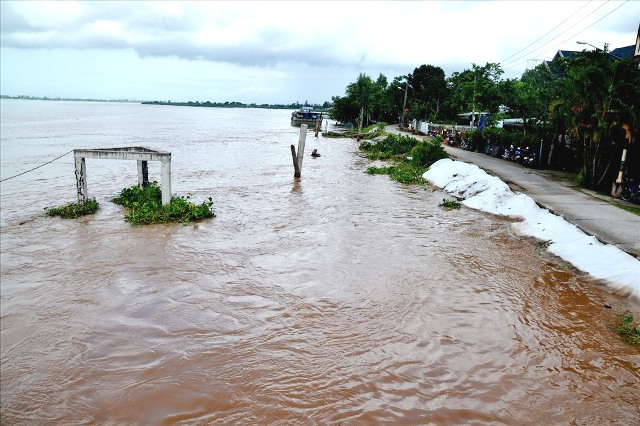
[112,181,215,226]
[46,198,99,219]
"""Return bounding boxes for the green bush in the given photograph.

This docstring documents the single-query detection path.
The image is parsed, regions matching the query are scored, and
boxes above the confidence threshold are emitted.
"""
[46,198,99,219]
[409,139,449,167]
[359,134,419,160]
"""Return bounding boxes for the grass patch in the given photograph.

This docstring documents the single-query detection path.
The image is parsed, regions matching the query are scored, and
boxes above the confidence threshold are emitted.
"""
[616,314,640,345]
[367,163,426,185]
[439,199,461,210]
[46,199,99,219]
[614,202,640,216]
[361,135,448,186]
[323,123,388,140]
[112,181,215,226]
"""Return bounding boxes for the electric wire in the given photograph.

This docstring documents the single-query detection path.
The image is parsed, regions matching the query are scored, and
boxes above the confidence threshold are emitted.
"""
[0,150,73,182]
[500,0,615,69]
[501,0,631,71]
[497,0,593,65]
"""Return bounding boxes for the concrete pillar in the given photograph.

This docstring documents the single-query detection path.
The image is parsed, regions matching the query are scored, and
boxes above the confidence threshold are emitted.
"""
[161,157,171,205]
[75,157,87,203]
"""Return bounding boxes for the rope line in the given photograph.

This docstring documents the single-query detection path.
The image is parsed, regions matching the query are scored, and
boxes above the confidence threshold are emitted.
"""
[1,150,74,182]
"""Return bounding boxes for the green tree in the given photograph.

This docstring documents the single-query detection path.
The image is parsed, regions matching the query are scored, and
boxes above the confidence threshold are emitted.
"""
[561,47,640,189]
[407,64,448,122]
[329,94,359,124]
[346,73,377,128]
[447,63,504,119]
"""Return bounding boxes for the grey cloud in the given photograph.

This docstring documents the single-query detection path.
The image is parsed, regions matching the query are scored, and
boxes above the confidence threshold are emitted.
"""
[0,2,32,33]
[0,1,411,72]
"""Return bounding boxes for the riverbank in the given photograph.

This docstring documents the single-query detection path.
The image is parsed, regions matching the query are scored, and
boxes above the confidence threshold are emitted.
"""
[384,125,640,258]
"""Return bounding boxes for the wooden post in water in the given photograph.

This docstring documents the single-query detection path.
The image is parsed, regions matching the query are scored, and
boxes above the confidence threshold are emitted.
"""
[292,124,307,177]
[291,144,300,177]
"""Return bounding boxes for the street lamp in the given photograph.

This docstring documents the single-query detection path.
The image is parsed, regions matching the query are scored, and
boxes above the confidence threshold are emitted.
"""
[576,41,623,59]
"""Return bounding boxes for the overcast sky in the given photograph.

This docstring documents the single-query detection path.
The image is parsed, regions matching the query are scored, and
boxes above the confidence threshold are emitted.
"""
[1,1,637,104]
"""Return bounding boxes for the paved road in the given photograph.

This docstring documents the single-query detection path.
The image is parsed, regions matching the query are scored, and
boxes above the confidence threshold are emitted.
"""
[384,125,640,257]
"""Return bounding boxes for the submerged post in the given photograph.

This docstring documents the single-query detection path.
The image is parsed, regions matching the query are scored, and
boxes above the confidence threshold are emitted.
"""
[160,157,172,205]
[291,145,300,177]
[75,156,87,203]
[294,124,307,178]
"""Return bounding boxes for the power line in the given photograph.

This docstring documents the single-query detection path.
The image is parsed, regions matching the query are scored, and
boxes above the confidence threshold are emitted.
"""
[498,0,593,65]
[500,0,614,69]
[0,150,73,182]
[502,0,631,72]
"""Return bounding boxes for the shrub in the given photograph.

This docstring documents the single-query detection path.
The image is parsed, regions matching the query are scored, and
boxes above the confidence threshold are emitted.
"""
[409,139,449,167]
[359,134,419,160]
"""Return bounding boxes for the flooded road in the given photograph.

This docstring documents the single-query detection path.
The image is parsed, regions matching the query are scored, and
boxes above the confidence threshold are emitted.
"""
[1,100,638,425]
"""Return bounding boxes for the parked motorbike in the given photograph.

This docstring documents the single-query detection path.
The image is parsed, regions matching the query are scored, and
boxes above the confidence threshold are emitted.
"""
[621,178,640,204]
[513,146,523,163]
[459,137,470,150]
[522,147,537,168]
[502,145,515,161]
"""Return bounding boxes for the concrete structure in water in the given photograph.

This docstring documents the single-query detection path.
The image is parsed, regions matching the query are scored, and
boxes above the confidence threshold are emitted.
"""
[73,147,172,205]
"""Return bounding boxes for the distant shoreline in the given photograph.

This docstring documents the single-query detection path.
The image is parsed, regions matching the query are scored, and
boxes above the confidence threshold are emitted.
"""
[1,95,136,103]
[1,95,330,111]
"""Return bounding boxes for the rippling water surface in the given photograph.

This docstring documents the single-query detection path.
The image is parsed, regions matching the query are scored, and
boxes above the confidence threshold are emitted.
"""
[1,100,638,425]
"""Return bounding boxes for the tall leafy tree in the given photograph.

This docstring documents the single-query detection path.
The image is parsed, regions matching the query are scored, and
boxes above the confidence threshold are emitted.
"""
[407,65,448,122]
[447,63,504,119]
[346,73,377,127]
[561,47,640,189]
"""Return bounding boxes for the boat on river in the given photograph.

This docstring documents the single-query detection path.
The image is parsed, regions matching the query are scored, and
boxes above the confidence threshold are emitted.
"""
[291,106,323,128]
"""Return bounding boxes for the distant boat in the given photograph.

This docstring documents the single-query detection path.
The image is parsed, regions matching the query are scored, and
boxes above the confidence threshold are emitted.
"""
[291,106,323,128]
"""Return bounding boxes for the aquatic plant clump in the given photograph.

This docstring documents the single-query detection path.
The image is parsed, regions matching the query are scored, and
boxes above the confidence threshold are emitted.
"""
[46,199,99,219]
[439,199,461,210]
[112,181,215,226]
[366,163,427,185]
[616,314,640,345]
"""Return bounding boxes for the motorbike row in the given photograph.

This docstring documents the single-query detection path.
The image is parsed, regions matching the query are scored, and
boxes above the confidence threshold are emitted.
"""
[431,128,639,204]
[621,178,640,203]
[435,129,539,168]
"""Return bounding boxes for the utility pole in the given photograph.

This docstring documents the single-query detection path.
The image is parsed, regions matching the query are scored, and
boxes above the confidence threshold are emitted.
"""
[400,80,408,129]
[470,76,476,127]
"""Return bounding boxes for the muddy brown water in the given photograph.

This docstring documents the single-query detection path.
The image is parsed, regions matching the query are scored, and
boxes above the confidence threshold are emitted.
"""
[1,101,638,425]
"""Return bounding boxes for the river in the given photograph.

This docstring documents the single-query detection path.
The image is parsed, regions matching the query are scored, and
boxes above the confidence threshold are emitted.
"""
[1,100,638,425]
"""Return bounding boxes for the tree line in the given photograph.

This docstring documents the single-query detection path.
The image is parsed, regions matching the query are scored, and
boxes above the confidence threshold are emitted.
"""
[330,48,639,193]
[141,100,332,110]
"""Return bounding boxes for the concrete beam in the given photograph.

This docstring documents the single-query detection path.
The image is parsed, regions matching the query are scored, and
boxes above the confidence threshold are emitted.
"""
[73,147,172,205]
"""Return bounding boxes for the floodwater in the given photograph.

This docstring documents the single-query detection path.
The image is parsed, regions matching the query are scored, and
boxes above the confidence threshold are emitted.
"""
[1,100,638,425]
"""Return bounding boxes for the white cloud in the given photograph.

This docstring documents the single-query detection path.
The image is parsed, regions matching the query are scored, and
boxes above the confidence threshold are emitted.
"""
[1,0,637,102]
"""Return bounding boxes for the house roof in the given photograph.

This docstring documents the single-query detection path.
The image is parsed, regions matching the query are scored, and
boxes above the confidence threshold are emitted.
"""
[553,50,580,61]
[611,45,634,59]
